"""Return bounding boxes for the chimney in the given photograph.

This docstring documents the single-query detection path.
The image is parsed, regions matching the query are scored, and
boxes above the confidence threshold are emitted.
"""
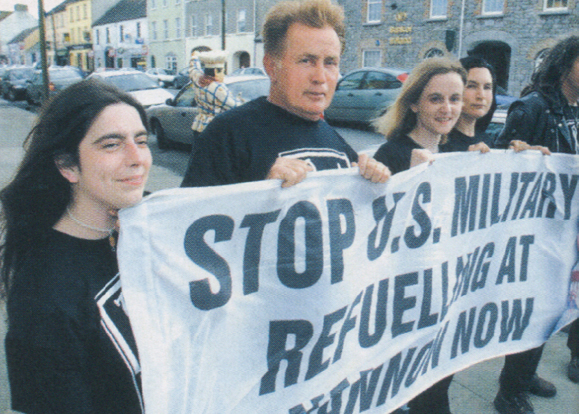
[14,4,28,12]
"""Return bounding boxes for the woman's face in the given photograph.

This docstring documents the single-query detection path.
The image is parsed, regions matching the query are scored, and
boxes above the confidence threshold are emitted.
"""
[462,67,493,120]
[411,72,464,137]
[62,103,152,213]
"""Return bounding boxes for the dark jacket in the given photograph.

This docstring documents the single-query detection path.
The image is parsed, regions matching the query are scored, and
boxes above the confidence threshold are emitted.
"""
[495,90,577,154]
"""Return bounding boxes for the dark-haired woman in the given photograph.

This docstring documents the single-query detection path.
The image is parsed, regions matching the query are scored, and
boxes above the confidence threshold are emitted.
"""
[440,55,497,153]
[1,78,151,413]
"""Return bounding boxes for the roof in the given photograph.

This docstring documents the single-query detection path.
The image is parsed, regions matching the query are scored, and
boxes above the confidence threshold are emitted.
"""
[93,0,146,27]
[0,11,12,22]
[8,26,37,44]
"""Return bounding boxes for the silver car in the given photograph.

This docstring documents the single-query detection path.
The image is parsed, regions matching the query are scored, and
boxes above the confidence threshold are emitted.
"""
[325,67,408,125]
[147,75,270,149]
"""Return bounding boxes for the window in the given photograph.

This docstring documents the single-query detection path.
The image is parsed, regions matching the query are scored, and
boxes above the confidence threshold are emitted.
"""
[367,0,381,23]
[237,9,246,32]
[175,17,181,38]
[150,0,156,8]
[363,49,381,67]
[83,3,87,19]
[483,0,504,14]
[191,15,197,37]
[95,29,99,45]
[106,27,110,43]
[424,48,444,58]
[69,8,73,22]
[151,21,157,40]
[205,14,213,35]
[166,55,177,72]
[544,0,567,10]
[119,25,124,43]
[162,0,168,7]
[137,22,141,38]
[365,71,401,90]
[337,71,366,91]
[430,0,447,18]
[76,5,80,21]
[163,20,169,39]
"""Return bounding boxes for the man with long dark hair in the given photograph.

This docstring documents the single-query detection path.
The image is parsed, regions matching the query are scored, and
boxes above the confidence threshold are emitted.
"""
[494,35,579,414]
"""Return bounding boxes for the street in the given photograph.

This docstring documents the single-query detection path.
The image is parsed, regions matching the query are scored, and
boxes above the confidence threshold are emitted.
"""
[0,99,577,414]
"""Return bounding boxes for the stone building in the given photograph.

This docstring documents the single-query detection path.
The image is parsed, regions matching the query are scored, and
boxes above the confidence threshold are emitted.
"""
[339,0,579,97]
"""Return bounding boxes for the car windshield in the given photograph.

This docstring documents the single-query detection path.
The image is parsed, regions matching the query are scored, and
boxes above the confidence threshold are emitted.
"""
[227,78,270,101]
[101,73,160,92]
[9,68,33,80]
[50,68,83,80]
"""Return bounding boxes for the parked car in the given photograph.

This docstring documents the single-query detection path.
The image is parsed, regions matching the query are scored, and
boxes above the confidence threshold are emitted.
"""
[485,108,507,143]
[229,67,267,77]
[25,66,84,106]
[147,75,270,149]
[145,68,176,87]
[324,67,409,125]
[88,69,174,108]
[1,66,34,101]
[496,86,517,108]
[173,67,190,89]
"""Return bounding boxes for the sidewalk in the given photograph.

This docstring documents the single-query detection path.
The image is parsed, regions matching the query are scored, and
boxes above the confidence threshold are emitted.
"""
[0,102,578,413]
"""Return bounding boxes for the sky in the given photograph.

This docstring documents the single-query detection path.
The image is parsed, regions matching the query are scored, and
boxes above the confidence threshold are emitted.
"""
[0,0,65,18]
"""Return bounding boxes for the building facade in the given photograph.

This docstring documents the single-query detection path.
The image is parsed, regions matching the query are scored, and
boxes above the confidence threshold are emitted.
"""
[46,1,71,66]
[147,0,186,72]
[93,0,148,70]
[0,4,37,64]
[340,0,579,97]
[66,0,94,71]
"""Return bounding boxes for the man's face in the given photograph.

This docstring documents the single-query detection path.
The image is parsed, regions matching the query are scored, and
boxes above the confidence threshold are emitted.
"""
[265,23,341,121]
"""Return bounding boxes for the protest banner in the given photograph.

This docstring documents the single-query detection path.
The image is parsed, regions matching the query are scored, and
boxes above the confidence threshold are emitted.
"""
[118,151,579,414]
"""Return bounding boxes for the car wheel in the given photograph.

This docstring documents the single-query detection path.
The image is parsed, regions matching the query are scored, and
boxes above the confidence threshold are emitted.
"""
[25,92,34,105]
[7,89,16,101]
[152,119,171,150]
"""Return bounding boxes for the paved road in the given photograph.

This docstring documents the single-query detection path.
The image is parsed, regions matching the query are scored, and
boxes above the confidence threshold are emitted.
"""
[0,100,577,414]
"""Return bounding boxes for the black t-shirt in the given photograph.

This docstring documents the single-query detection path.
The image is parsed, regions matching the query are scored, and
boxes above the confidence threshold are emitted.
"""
[6,229,142,414]
[181,96,358,187]
[440,128,493,153]
[373,134,422,175]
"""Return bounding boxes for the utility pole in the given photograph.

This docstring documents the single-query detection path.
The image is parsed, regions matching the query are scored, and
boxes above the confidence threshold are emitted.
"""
[38,0,49,102]
[221,0,226,51]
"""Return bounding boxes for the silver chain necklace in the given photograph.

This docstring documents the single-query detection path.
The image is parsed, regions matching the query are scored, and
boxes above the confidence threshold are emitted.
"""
[67,207,115,234]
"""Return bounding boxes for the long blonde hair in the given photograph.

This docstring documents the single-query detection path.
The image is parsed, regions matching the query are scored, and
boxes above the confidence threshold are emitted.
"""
[374,57,467,139]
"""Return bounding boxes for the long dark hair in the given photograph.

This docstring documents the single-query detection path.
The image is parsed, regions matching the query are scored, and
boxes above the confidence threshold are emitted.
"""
[460,55,497,132]
[0,78,147,298]
[522,35,579,99]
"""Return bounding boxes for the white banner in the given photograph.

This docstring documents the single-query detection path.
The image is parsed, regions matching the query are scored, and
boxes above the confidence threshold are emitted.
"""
[118,151,579,414]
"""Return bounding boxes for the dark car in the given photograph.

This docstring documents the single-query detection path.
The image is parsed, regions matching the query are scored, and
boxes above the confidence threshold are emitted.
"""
[1,66,34,101]
[324,67,408,125]
[147,75,270,149]
[25,66,84,106]
[173,67,190,89]
[496,86,517,109]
